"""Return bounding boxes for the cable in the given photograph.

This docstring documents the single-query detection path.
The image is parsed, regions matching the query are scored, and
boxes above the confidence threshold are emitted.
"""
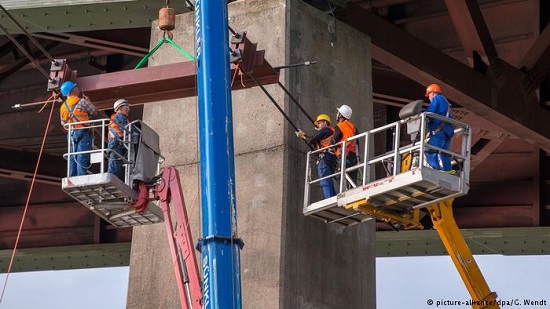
[0,94,57,303]
[246,71,314,151]
[0,22,52,81]
[272,61,318,70]
[0,4,56,63]
[183,0,195,11]
[277,81,316,124]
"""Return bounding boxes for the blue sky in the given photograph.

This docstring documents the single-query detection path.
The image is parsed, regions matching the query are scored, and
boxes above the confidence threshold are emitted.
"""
[1,255,549,308]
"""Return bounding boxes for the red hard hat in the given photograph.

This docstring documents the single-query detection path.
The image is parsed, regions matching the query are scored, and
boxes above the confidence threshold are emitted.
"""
[425,83,441,97]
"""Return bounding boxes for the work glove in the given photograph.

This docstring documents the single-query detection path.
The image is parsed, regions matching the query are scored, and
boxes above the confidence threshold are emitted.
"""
[295,130,306,139]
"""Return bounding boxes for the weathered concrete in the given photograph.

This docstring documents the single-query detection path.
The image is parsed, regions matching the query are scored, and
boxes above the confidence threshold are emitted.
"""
[127,0,375,308]
[282,1,375,308]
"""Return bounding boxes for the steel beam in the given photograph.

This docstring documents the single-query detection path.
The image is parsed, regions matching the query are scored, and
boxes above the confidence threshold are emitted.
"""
[0,243,130,273]
[32,32,148,57]
[341,3,550,152]
[376,227,550,257]
[469,138,505,171]
[0,146,65,184]
[0,41,60,83]
[444,0,498,67]
[75,39,279,110]
[0,202,131,249]
[520,24,550,89]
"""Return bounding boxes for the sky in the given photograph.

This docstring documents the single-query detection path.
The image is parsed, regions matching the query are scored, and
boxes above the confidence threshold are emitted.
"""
[0,267,129,309]
[377,255,550,309]
[0,255,549,308]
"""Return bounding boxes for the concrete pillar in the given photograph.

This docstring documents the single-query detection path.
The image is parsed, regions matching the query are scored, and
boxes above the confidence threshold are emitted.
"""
[126,0,375,308]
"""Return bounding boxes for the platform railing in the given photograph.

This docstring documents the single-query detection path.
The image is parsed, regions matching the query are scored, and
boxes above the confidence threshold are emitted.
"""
[63,119,135,181]
[303,112,472,210]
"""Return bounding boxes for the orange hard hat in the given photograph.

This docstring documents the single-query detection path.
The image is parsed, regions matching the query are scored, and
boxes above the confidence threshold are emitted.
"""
[425,83,441,97]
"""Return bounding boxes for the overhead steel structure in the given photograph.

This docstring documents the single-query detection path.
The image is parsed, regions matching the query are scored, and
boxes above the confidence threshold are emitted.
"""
[1,0,550,274]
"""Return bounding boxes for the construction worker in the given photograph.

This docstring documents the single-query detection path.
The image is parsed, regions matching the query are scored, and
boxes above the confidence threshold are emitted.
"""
[425,83,454,173]
[60,81,96,176]
[331,104,359,183]
[108,99,131,179]
[296,114,337,198]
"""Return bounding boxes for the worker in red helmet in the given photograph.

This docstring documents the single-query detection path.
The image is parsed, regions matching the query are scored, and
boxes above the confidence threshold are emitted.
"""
[296,113,337,198]
[331,104,359,184]
[108,99,131,179]
[425,83,455,173]
[59,81,96,176]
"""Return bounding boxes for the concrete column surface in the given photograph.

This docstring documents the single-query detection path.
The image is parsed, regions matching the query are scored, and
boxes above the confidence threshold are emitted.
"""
[126,0,375,308]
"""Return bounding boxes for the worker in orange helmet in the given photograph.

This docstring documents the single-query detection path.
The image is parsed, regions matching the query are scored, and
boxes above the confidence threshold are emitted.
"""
[425,83,455,173]
[296,113,337,198]
[331,104,359,184]
[108,99,131,179]
[59,81,96,176]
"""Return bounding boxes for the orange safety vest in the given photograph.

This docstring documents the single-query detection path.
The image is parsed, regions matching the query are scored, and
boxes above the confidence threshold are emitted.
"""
[60,96,90,129]
[318,126,335,150]
[335,120,356,157]
[109,113,125,139]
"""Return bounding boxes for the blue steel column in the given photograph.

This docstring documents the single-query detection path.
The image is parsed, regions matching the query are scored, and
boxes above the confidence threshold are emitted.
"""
[194,1,242,309]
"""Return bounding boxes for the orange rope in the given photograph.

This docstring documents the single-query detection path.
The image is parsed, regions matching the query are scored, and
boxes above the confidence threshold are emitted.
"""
[0,94,57,302]
[231,64,239,87]
[231,64,247,89]
[239,67,246,88]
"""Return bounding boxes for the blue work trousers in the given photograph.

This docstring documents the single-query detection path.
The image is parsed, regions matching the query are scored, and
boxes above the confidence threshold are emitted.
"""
[108,138,126,180]
[69,129,92,176]
[426,131,452,171]
[318,152,337,199]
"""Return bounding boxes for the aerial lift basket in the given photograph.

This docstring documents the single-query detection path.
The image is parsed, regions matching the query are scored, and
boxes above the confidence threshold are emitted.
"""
[303,100,471,226]
[62,119,164,228]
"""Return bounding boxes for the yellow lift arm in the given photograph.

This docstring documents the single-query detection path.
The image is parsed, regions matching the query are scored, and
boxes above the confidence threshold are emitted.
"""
[346,198,499,309]
[427,199,499,309]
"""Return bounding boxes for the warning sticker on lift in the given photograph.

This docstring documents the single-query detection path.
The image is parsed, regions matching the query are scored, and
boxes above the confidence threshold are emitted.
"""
[362,176,395,191]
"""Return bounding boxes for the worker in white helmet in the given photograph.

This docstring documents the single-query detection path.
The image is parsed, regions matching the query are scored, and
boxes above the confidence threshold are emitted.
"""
[331,104,359,183]
[107,99,131,179]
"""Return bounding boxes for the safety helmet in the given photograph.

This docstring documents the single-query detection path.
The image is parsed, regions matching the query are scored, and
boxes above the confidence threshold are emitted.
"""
[113,99,129,111]
[336,104,352,120]
[60,81,77,97]
[314,114,331,126]
[425,83,441,97]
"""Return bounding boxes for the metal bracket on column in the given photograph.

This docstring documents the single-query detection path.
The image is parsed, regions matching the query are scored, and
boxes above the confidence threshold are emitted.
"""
[47,59,70,92]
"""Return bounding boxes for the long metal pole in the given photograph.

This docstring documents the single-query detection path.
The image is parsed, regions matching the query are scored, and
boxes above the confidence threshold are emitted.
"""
[195,1,242,308]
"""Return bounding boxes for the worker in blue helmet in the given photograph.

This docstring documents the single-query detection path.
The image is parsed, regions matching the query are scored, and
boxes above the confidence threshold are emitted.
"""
[59,81,96,176]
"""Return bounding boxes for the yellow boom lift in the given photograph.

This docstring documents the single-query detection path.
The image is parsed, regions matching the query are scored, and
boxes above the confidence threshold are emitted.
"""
[303,100,499,309]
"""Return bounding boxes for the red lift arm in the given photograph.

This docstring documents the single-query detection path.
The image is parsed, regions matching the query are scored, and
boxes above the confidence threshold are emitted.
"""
[132,166,202,308]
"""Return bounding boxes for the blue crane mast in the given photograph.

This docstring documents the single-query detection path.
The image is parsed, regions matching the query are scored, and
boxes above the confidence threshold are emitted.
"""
[195,1,243,308]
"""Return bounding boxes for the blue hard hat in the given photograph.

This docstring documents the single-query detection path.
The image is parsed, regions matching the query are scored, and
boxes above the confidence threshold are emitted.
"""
[60,81,77,97]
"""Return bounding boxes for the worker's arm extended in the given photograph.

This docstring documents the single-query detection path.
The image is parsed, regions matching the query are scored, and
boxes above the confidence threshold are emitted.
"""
[307,127,333,148]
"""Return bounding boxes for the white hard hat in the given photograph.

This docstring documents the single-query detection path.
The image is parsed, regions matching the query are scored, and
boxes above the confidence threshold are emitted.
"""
[337,104,352,119]
[113,99,129,111]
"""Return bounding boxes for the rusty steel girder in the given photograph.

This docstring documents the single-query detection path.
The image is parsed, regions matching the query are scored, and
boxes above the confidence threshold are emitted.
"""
[61,33,279,110]
[341,3,550,153]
